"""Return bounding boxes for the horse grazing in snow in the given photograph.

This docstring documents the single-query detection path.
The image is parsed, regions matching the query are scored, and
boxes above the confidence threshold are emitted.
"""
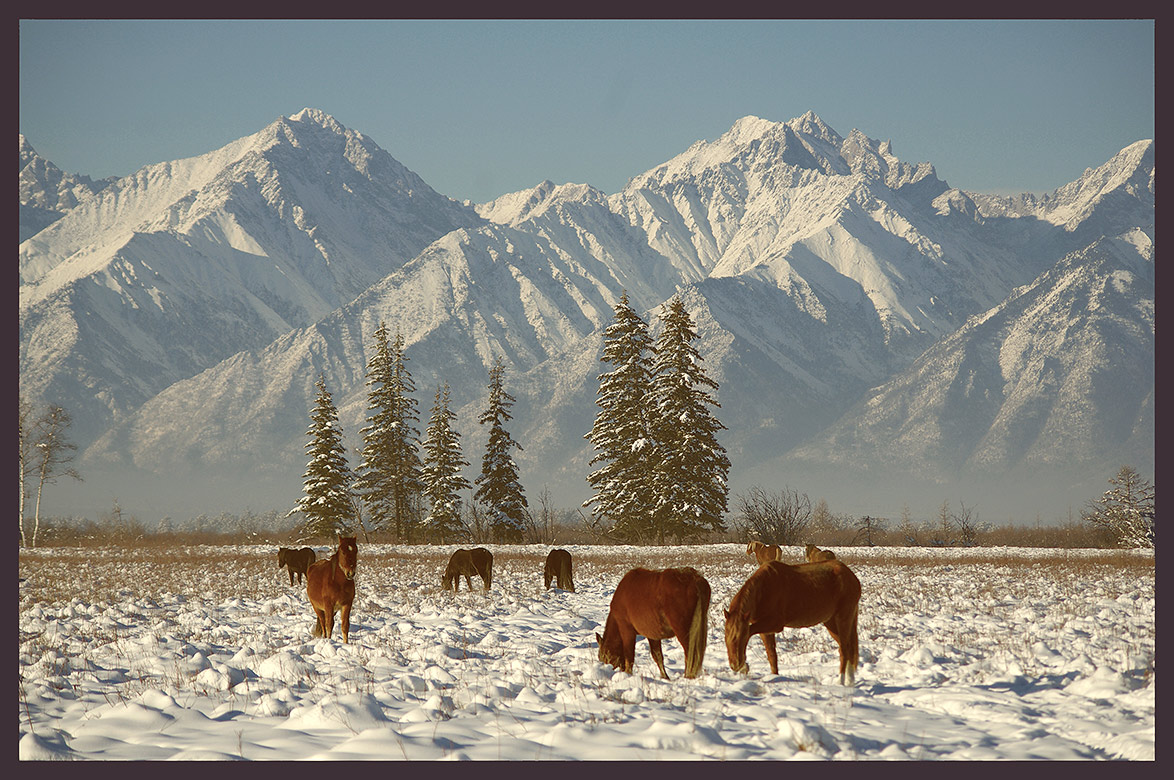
[543,548,575,592]
[724,558,860,685]
[442,547,493,591]
[278,546,317,585]
[596,567,710,679]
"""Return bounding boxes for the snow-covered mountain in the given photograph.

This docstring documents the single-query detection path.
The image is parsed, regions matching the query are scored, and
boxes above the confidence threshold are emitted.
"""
[19,108,481,445]
[19,110,1154,521]
[768,228,1155,515]
[19,135,116,241]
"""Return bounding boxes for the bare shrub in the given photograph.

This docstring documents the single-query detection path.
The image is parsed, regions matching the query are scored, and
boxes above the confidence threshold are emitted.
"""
[732,485,811,545]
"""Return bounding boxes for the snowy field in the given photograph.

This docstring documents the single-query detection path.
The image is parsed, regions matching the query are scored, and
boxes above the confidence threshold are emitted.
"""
[19,543,1154,761]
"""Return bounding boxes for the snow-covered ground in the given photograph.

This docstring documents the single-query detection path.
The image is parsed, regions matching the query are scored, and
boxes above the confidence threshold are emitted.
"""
[18,543,1154,760]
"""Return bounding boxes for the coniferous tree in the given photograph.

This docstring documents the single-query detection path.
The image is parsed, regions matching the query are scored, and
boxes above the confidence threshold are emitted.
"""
[355,323,424,540]
[583,292,658,542]
[1083,465,1155,549]
[291,375,356,539]
[474,357,528,543]
[648,295,730,543]
[421,383,471,543]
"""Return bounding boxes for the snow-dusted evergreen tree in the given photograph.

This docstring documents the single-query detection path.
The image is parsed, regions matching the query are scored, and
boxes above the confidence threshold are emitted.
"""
[583,292,658,542]
[355,323,424,540]
[474,357,528,543]
[290,374,356,539]
[1083,465,1155,549]
[421,383,471,544]
[649,295,730,543]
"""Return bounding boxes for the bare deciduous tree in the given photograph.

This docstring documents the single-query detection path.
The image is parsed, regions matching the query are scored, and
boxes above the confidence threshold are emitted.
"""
[27,404,83,548]
[853,515,887,547]
[953,500,984,547]
[524,485,559,545]
[734,485,812,546]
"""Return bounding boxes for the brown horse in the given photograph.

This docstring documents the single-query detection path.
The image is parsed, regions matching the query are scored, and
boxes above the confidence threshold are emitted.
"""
[442,547,493,591]
[805,543,836,562]
[596,567,710,679]
[543,548,575,592]
[746,540,783,566]
[278,546,317,585]
[724,559,861,685]
[306,535,357,643]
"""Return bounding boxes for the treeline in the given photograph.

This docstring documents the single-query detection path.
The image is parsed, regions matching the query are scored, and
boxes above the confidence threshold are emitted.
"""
[293,293,733,547]
[21,295,1153,551]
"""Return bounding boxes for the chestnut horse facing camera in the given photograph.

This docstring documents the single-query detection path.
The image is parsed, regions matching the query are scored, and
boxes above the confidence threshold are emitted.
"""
[543,548,575,592]
[805,543,836,562]
[442,547,493,591]
[277,546,316,585]
[724,558,861,685]
[596,567,710,679]
[746,540,782,566]
[306,534,357,643]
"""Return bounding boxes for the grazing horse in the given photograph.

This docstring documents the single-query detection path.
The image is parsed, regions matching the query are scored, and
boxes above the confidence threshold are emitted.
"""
[746,540,783,566]
[596,567,710,679]
[277,546,317,585]
[805,543,836,562]
[442,547,493,591]
[306,535,357,643]
[724,559,861,685]
[543,548,575,592]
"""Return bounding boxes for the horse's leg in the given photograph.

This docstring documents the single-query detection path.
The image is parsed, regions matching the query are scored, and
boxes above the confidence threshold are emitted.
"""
[340,601,351,644]
[647,638,668,679]
[760,632,779,675]
[313,607,327,638]
[832,607,859,686]
[619,623,638,674]
[289,568,295,586]
[323,606,335,639]
[824,617,852,685]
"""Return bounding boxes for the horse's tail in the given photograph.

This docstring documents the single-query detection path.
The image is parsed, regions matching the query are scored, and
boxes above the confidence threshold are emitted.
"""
[845,600,860,684]
[684,576,711,678]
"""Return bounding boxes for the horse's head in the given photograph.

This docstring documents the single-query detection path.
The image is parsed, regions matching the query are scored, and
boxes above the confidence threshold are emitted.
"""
[337,535,358,580]
[723,604,751,674]
[595,631,622,670]
[746,540,762,556]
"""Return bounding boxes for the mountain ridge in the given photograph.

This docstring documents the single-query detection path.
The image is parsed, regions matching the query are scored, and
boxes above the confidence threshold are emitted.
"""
[19,109,1154,522]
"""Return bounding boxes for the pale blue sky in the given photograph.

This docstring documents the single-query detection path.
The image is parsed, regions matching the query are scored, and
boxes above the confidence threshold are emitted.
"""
[19,19,1154,204]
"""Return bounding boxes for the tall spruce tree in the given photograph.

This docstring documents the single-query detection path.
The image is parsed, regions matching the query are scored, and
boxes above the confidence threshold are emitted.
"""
[291,375,356,539]
[649,295,730,543]
[421,383,471,543]
[584,292,658,542]
[355,323,424,540]
[474,357,528,543]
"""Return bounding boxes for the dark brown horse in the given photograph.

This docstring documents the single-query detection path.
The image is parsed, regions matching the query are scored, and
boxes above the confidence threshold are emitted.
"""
[543,548,575,592]
[724,559,860,685]
[278,546,317,585]
[746,540,783,566]
[805,543,836,562]
[306,535,357,643]
[442,547,493,591]
[596,567,710,679]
